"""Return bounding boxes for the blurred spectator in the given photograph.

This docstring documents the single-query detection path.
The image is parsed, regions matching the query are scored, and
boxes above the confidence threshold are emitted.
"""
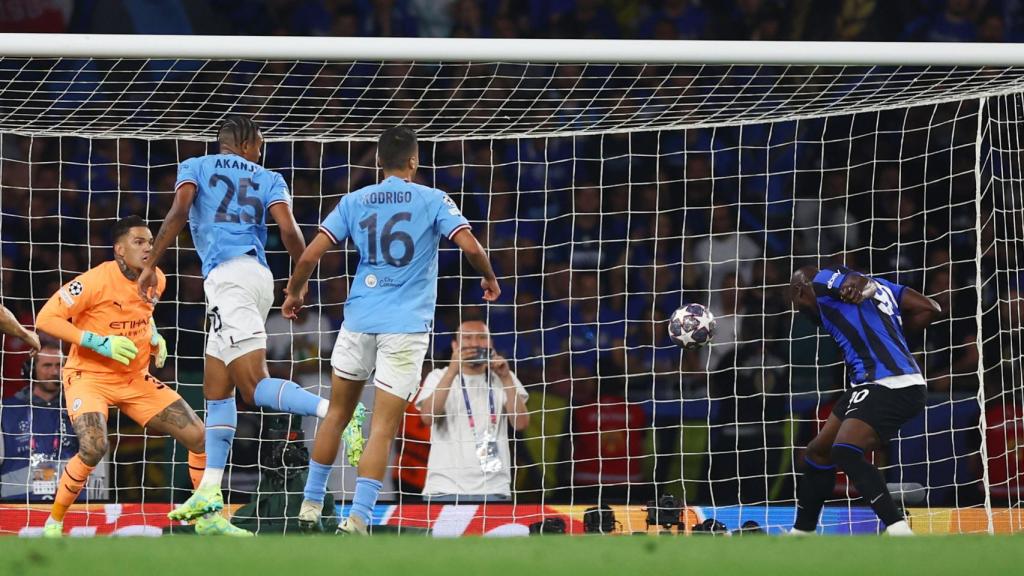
[1,338,85,501]
[637,0,707,39]
[563,378,649,502]
[418,320,529,501]
[690,206,762,290]
[0,0,73,32]
[903,0,979,42]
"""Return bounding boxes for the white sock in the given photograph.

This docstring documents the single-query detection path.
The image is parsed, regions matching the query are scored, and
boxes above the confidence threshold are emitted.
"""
[885,520,914,536]
[316,399,329,419]
[198,467,224,490]
[45,515,60,526]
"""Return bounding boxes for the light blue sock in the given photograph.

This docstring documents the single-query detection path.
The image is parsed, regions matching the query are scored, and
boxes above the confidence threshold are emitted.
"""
[304,460,332,504]
[350,477,383,526]
[204,398,237,471]
[253,377,325,417]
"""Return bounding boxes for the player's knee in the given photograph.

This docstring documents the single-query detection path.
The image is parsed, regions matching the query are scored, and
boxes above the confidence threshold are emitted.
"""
[830,443,864,471]
[805,440,832,466]
[79,437,109,467]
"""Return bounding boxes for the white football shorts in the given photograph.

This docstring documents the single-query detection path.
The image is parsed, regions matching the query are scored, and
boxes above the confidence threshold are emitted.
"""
[203,255,273,365]
[330,325,429,401]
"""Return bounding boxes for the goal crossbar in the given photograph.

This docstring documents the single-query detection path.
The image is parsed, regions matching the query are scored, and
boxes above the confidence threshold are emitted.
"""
[4,34,1024,65]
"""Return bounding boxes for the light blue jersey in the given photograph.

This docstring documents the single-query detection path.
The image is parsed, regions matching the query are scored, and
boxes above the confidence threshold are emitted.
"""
[176,154,291,277]
[320,176,471,334]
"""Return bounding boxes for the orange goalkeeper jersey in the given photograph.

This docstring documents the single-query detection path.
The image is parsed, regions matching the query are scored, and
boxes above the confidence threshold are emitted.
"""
[37,261,166,376]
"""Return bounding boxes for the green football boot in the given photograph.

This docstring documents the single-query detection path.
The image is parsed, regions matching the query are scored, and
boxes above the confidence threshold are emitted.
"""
[195,514,253,537]
[168,485,224,522]
[343,402,367,466]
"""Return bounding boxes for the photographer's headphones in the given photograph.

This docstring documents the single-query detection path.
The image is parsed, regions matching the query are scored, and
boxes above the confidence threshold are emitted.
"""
[20,354,35,381]
[21,336,62,381]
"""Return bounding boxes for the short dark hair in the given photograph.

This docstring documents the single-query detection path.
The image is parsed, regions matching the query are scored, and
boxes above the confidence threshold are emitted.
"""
[378,126,418,170]
[218,115,261,148]
[112,215,148,244]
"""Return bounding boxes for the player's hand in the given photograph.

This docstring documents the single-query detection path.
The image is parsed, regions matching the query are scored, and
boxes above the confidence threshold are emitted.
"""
[138,266,159,304]
[481,277,501,302]
[149,318,167,369]
[282,289,305,320]
[490,351,511,379]
[80,331,138,366]
[839,275,875,304]
[20,329,41,356]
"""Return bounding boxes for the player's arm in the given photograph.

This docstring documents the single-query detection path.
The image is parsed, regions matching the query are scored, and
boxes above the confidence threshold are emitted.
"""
[37,280,138,366]
[139,182,196,302]
[899,287,944,333]
[269,202,306,263]
[419,358,460,424]
[0,303,40,354]
[450,228,500,302]
[282,232,334,319]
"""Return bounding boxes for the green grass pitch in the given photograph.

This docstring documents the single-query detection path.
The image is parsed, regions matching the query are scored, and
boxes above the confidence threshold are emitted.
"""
[2,534,1023,576]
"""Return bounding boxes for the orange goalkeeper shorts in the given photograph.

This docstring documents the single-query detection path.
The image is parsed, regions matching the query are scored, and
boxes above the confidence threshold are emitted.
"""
[64,369,182,427]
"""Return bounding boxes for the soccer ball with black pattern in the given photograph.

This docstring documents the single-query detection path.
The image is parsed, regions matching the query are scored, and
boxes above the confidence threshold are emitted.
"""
[667,304,716,349]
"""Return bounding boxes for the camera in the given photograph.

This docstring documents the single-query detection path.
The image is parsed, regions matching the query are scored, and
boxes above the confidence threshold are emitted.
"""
[464,347,494,366]
[645,494,683,530]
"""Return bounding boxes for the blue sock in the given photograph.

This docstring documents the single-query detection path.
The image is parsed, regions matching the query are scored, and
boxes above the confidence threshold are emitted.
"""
[204,398,237,471]
[350,477,383,526]
[253,377,325,417]
[304,460,332,504]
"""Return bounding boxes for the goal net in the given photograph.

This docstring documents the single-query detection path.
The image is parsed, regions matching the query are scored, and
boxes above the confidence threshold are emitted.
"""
[0,36,1021,535]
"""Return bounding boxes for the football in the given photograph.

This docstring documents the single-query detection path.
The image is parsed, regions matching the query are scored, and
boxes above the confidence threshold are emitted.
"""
[667,303,716,349]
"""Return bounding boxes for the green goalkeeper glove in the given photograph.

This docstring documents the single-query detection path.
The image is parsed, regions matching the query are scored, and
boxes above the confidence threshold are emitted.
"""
[80,331,138,366]
[150,318,167,369]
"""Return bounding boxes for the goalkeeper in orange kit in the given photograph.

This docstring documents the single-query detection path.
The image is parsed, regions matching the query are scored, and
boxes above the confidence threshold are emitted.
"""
[34,216,215,537]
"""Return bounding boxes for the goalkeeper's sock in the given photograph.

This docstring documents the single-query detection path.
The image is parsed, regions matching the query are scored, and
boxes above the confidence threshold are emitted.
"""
[303,460,332,504]
[832,443,904,526]
[254,377,329,418]
[51,455,94,522]
[188,451,206,489]
[349,477,383,526]
[793,456,836,532]
[199,398,236,489]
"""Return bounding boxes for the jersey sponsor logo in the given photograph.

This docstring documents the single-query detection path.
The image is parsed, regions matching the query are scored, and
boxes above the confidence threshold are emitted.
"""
[362,190,412,204]
[827,271,841,290]
[365,274,379,288]
[109,318,148,330]
[213,157,256,172]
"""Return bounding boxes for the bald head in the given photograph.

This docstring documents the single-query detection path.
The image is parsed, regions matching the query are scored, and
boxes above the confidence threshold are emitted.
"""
[455,320,490,348]
[791,266,818,289]
[791,265,819,317]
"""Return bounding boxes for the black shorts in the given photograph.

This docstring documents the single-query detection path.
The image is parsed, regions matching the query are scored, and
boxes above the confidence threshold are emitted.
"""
[832,384,926,442]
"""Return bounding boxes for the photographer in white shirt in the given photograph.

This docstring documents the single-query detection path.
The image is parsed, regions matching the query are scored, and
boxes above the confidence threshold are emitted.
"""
[418,320,529,501]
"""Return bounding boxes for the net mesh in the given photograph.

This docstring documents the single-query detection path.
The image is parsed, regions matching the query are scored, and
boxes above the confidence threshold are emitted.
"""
[0,55,1022,534]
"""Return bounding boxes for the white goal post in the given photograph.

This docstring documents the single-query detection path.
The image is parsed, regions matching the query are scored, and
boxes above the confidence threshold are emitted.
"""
[0,35,1021,536]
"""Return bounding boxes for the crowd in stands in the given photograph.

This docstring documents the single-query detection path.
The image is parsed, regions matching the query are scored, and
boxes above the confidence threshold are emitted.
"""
[7,1,1024,43]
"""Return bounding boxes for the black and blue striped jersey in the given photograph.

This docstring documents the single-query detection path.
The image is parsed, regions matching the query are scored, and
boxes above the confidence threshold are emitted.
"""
[813,267,923,386]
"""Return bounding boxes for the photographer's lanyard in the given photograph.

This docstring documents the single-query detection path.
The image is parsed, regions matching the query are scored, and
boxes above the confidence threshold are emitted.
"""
[459,373,497,435]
